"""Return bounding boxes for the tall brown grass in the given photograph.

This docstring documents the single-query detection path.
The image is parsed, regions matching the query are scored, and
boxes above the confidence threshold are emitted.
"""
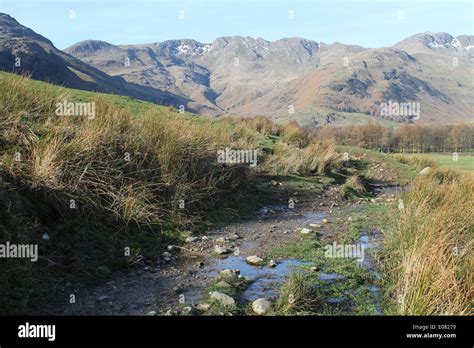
[382,168,473,315]
[393,154,438,170]
[0,74,251,228]
[264,139,342,176]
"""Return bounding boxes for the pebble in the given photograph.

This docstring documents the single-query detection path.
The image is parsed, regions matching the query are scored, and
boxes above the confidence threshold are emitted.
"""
[252,298,272,315]
[268,260,277,268]
[215,281,232,288]
[309,223,321,229]
[214,245,229,254]
[246,255,264,266]
[210,291,235,307]
[195,303,210,312]
[300,228,311,234]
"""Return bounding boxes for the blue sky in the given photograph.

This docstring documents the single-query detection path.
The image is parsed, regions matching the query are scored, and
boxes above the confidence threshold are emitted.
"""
[1,0,472,49]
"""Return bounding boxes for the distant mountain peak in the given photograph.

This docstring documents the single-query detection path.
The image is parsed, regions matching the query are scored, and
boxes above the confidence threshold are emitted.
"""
[0,12,52,44]
[1,12,472,124]
[65,40,116,55]
[0,13,19,24]
[394,32,473,53]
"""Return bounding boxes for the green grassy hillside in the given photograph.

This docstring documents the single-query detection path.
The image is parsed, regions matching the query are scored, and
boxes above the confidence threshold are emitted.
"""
[0,72,344,314]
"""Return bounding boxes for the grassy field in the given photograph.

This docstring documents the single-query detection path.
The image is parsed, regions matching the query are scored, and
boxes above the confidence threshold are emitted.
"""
[396,153,473,172]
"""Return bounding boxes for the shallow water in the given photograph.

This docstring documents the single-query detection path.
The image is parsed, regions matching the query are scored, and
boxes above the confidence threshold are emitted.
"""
[319,272,345,282]
[356,234,383,314]
[204,256,308,300]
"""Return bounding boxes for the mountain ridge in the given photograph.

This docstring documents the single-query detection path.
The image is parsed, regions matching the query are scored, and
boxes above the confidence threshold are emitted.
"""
[1,12,472,125]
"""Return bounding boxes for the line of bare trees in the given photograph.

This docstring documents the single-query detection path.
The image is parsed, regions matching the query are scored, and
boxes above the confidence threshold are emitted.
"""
[313,123,474,153]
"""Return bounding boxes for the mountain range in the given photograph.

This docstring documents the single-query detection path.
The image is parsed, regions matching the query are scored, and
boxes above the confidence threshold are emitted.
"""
[1,13,472,126]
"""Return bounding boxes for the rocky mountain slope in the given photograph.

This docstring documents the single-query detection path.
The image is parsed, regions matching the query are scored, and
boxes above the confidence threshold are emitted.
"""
[65,31,474,124]
[0,13,188,108]
[1,13,472,125]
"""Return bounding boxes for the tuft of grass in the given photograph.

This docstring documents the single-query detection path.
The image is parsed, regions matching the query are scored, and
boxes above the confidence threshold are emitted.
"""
[274,272,322,315]
[381,168,473,315]
[342,174,369,198]
[264,139,342,176]
[393,154,438,170]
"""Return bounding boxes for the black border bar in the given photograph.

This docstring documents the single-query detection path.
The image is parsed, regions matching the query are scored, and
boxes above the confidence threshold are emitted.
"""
[0,315,471,346]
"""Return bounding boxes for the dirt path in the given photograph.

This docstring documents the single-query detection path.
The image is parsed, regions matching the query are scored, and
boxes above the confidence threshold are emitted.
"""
[52,152,402,316]
[51,182,329,314]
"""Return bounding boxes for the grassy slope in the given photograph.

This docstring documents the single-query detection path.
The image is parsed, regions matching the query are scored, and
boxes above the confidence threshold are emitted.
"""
[0,72,249,313]
[0,72,344,314]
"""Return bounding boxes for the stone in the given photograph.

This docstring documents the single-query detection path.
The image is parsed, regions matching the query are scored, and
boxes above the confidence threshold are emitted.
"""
[246,255,264,266]
[195,303,210,312]
[215,281,232,288]
[146,310,156,316]
[419,167,431,175]
[309,223,321,229]
[215,237,226,243]
[220,269,240,279]
[252,298,272,315]
[322,219,329,224]
[162,251,172,258]
[300,228,311,234]
[214,245,229,254]
[185,236,199,243]
[268,259,277,268]
[210,291,235,307]
[196,261,204,268]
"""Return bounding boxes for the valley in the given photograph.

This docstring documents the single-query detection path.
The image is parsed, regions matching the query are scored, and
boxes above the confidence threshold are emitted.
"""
[0,8,472,321]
